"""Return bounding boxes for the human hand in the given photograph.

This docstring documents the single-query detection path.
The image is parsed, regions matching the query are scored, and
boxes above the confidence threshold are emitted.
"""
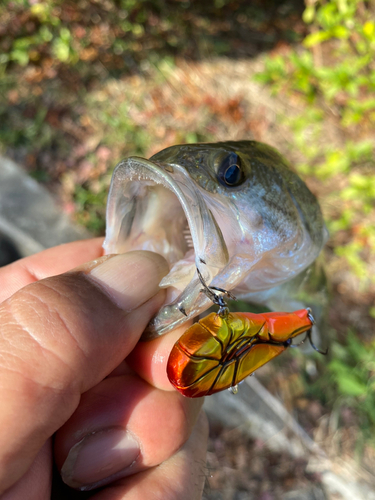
[0,239,208,499]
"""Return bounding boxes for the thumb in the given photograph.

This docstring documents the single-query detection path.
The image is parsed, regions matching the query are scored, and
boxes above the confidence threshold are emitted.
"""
[0,251,168,494]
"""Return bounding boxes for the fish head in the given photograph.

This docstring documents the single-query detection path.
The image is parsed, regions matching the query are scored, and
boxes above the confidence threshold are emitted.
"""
[104,141,327,337]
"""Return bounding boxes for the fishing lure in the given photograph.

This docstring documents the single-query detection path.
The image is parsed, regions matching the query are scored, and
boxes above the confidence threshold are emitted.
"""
[167,270,327,398]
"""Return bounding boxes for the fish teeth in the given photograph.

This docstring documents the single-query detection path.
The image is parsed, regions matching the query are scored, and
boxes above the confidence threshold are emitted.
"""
[183,225,194,248]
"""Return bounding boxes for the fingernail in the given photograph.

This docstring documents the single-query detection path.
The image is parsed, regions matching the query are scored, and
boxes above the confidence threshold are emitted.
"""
[61,427,140,491]
[87,251,168,311]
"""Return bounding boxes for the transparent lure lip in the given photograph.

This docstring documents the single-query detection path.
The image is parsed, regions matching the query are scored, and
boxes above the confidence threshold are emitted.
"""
[103,156,229,338]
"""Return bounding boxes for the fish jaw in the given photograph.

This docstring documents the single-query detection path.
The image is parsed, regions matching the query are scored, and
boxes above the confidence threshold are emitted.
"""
[103,156,230,337]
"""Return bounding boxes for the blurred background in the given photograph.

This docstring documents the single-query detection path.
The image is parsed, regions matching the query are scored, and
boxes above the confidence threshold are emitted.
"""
[1,0,375,498]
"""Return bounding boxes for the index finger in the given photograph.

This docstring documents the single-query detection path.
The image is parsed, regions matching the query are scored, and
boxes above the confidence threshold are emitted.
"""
[0,238,104,302]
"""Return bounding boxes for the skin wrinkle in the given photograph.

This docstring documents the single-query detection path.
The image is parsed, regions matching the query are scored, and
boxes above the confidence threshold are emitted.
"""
[18,263,40,284]
[0,367,80,427]
[3,441,53,500]
[0,365,76,408]
[0,289,90,401]
[0,370,79,442]
[34,273,133,353]
[1,298,81,394]
[25,279,95,348]
[0,314,81,406]
[0,352,54,386]
[193,457,210,486]
[17,277,98,347]
[0,314,68,380]
[0,339,77,397]
[34,294,88,360]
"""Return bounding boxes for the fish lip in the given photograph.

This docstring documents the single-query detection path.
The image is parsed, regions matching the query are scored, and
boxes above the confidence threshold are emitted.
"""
[103,156,229,336]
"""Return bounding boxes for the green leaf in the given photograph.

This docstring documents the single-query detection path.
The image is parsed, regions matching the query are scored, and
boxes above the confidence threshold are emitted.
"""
[331,25,349,39]
[40,26,53,43]
[52,39,70,62]
[303,30,331,47]
[336,374,368,397]
[346,332,374,364]
[303,5,315,24]
[363,21,375,39]
[59,27,71,42]
[10,49,29,66]
[317,3,340,30]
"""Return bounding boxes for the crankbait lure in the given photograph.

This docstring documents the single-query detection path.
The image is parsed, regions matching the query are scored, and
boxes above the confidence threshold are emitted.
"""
[167,271,326,398]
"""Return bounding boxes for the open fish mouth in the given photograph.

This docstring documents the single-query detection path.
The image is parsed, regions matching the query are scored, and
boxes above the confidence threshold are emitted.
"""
[103,156,230,337]
[103,141,328,339]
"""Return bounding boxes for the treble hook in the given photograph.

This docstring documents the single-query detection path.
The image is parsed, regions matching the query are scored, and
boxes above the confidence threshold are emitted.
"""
[289,308,328,355]
[306,307,328,355]
[196,267,236,317]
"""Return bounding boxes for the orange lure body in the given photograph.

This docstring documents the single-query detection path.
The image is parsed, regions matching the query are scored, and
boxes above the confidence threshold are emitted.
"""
[167,309,313,398]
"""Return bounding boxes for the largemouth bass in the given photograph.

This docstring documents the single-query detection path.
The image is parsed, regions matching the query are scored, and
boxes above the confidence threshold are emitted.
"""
[104,141,327,338]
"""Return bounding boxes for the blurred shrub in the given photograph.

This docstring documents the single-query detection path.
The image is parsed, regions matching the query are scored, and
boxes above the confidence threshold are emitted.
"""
[308,331,375,449]
[256,0,375,288]
[0,1,76,67]
[256,0,375,450]
[0,0,205,84]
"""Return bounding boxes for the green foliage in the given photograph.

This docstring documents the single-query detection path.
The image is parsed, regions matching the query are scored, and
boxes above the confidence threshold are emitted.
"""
[329,333,375,397]
[0,1,155,72]
[90,101,148,154]
[305,326,375,448]
[74,182,108,234]
[0,1,80,67]
[317,332,375,442]
[255,0,375,285]
[256,2,375,445]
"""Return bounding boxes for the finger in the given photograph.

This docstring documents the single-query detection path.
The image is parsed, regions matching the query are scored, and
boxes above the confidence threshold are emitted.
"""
[0,251,168,494]
[0,238,104,302]
[55,374,203,491]
[126,322,192,391]
[1,441,52,500]
[91,410,209,500]
[0,237,104,301]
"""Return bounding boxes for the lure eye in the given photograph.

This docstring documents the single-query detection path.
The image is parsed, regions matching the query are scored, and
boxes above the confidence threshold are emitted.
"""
[217,153,244,187]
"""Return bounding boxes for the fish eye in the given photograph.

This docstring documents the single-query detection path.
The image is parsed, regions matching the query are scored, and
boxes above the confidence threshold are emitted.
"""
[217,153,244,187]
